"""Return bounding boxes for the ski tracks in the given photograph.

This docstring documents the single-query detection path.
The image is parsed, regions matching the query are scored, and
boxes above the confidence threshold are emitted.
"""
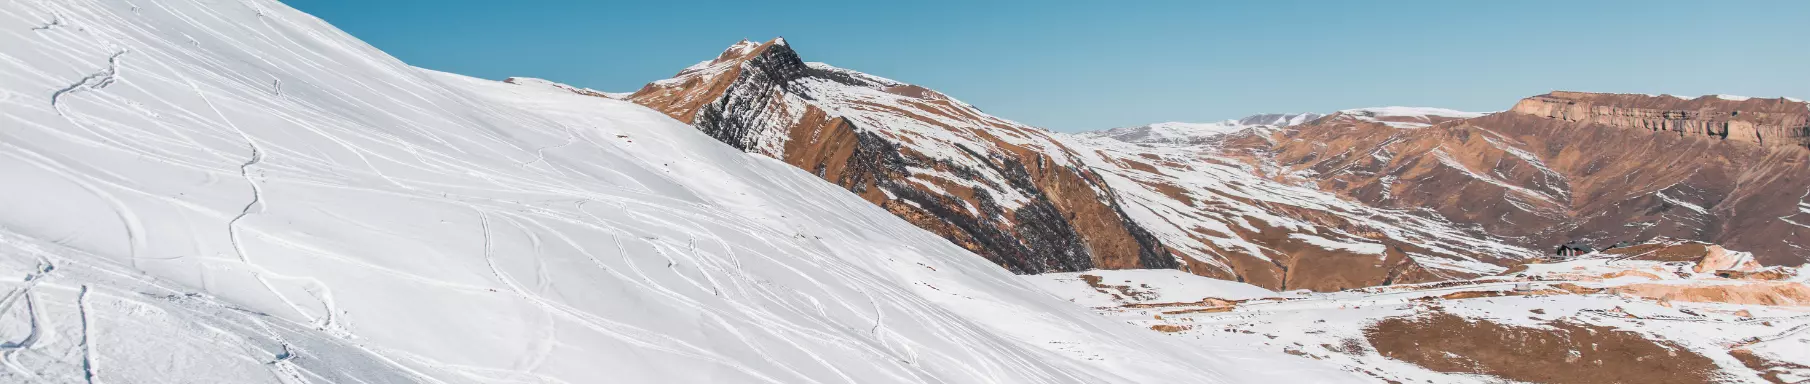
[77,285,98,384]
[473,209,808,384]
[191,58,344,335]
[50,50,129,116]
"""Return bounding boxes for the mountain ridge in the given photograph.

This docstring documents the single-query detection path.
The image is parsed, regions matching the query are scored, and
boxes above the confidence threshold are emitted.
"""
[631,38,1177,275]
[625,38,1545,291]
[1227,91,1810,266]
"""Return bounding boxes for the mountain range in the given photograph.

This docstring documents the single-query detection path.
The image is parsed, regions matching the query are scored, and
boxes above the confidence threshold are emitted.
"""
[623,38,1810,292]
[2,2,1807,383]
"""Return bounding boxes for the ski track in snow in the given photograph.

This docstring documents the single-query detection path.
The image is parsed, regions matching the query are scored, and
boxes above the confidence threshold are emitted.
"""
[77,285,98,384]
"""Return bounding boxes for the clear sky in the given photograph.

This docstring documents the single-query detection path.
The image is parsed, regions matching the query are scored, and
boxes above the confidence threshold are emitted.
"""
[286,0,1809,132]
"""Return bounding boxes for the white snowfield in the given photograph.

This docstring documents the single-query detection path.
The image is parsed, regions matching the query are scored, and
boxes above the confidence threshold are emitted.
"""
[0,0,1364,383]
[1023,269,1280,308]
[1083,113,1324,144]
[1337,106,1484,128]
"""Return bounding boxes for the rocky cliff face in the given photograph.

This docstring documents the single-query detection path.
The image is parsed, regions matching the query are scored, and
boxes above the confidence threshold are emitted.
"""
[622,39,1535,290]
[1230,94,1810,266]
[629,39,1173,274]
[1511,91,1810,149]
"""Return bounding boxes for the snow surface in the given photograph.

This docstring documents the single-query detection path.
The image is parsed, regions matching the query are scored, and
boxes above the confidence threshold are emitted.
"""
[503,76,631,99]
[1023,270,1279,308]
[1338,106,1484,128]
[1084,113,1323,144]
[1340,106,1483,119]
[0,0,1362,382]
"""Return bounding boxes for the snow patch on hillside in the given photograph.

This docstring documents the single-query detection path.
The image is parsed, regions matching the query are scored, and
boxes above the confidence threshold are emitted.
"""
[1289,233,1387,256]
[1084,113,1323,144]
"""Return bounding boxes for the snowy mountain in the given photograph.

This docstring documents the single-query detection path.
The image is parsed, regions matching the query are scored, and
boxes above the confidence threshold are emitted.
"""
[1083,113,1324,144]
[1223,92,1810,266]
[1059,127,1531,291]
[630,38,1180,276]
[0,1,1363,382]
[5,1,1809,383]
[1334,106,1484,128]
[1237,112,1328,127]
[618,39,1810,381]
[628,40,1538,291]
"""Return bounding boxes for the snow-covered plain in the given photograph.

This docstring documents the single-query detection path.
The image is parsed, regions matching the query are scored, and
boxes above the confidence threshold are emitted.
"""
[0,0,1363,382]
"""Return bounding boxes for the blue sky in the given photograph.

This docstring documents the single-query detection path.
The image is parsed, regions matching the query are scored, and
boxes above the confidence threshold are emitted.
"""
[287,0,1810,132]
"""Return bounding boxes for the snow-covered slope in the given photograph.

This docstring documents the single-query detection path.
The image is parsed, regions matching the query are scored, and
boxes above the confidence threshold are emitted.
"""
[1335,106,1483,128]
[0,1,1360,382]
[1023,269,1280,308]
[502,76,631,99]
[1057,130,1533,291]
[1084,113,1324,144]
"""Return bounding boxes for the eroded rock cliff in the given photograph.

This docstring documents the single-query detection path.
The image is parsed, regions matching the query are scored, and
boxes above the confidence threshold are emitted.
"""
[1511,91,1810,149]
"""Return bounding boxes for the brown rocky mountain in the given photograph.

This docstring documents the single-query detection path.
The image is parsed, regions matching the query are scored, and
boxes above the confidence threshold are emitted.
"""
[1227,93,1810,266]
[1514,92,1810,149]
[622,38,1537,291]
[630,38,1175,275]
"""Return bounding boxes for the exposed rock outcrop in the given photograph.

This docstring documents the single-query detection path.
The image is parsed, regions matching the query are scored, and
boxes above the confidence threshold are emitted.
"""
[1511,91,1810,149]
[629,39,1172,274]
[623,39,1534,290]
